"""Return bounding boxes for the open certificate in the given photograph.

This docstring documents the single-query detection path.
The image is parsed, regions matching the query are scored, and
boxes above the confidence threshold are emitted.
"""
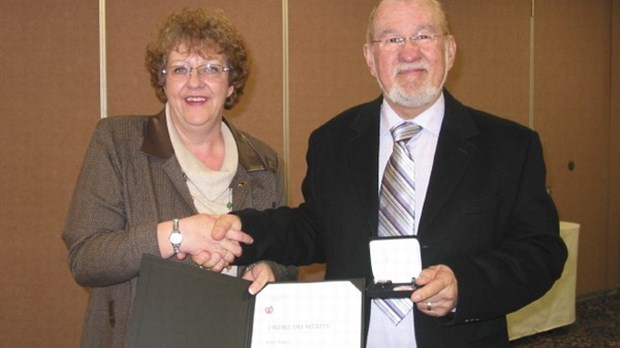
[251,281,363,347]
[126,255,365,348]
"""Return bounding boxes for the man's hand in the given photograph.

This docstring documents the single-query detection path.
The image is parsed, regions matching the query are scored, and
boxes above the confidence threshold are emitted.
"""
[192,214,246,271]
[411,264,458,317]
[211,214,243,241]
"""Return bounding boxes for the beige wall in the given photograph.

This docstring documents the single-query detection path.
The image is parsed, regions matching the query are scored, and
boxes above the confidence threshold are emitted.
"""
[1,1,100,346]
[1,0,618,346]
[532,0,616,296]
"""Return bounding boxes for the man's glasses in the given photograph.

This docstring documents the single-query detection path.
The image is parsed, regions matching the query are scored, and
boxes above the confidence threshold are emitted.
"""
[162,63,232,81]
[371,33,447,50]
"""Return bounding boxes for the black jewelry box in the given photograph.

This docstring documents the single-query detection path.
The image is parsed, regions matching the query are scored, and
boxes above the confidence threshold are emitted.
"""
[366,278,420,299]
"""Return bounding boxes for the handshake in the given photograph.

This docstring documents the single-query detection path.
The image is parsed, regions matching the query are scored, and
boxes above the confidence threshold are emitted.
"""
[166,214,270,294]
[177,214,246,270]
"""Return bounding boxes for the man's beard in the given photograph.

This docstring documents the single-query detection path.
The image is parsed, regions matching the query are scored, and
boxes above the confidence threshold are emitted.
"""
[383,49,449,108]
[386,79,442,108]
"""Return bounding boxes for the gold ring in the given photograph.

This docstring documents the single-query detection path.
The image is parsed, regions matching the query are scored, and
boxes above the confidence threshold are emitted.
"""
[426,301,432,311]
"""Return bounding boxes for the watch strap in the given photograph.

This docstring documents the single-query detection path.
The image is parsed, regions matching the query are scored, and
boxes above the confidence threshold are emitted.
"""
[170,218,181,254]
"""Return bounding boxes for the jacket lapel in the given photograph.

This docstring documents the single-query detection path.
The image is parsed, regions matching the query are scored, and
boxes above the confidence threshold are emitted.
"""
[140,110,197,212]
[418,92,478,235]
[343,98,382,236]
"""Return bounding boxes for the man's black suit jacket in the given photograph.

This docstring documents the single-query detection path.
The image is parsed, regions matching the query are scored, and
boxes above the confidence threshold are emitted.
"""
[237,91,567,347]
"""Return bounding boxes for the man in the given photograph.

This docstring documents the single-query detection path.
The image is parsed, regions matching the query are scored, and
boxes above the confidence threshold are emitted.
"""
[207,0,567,346]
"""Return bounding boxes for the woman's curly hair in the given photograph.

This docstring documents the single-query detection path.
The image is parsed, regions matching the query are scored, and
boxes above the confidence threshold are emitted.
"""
[145,8,250,109]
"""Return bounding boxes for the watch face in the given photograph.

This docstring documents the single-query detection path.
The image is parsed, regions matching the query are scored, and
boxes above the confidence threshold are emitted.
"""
[170,232,182,244]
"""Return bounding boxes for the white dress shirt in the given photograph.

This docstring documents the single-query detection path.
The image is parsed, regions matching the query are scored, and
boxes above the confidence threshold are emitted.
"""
[366,94,444,348]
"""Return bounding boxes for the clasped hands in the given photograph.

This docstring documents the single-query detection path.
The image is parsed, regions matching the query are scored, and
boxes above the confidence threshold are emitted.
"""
[180,214,459,312]
[172,214,271,294]
[173,214,247,268]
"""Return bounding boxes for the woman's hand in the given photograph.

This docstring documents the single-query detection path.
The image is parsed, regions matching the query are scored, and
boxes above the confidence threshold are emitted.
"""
[242,262,276,295]
[158,214,251,263]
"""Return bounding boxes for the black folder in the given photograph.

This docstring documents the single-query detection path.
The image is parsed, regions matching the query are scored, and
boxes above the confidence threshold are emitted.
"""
[126,254,364,348]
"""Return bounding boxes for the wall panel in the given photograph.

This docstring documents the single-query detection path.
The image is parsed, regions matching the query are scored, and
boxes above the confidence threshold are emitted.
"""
[0,0,100,346]
[609,0,620,292]
[443,0,531,126]
[534,0,612,295]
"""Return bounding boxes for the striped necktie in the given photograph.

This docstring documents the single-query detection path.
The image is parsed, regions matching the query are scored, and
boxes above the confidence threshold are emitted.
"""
[375,122,422,324]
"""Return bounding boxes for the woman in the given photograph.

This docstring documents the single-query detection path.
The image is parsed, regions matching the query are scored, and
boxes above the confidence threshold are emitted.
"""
[62,8,295,347]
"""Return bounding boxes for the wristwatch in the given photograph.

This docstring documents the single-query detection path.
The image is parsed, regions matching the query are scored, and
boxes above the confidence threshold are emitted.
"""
[169,218,183,254]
